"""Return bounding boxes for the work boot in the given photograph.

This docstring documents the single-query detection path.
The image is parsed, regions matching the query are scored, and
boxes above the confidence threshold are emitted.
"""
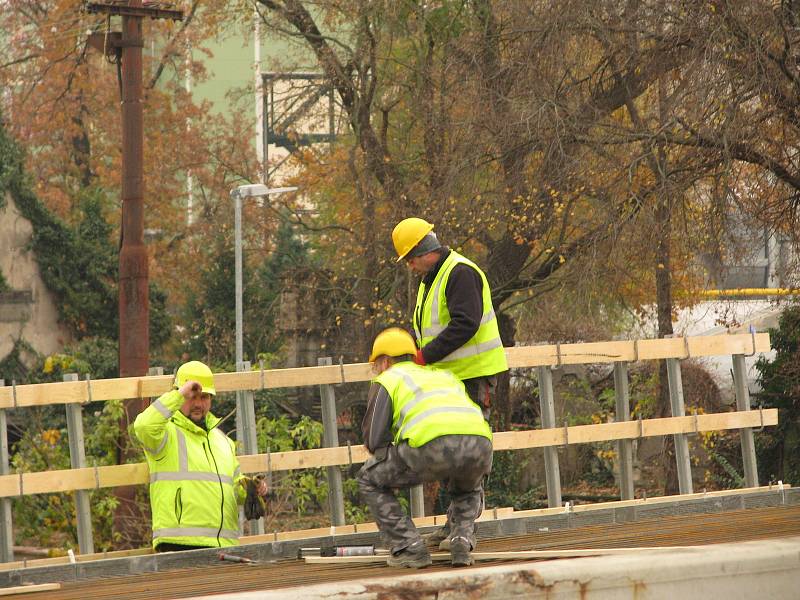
[387,540,432,569]
[449,536,474,567]
[422,525,450,548]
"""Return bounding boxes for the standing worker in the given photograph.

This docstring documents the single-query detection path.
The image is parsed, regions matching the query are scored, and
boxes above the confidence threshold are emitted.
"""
[134,360,268,552]
[392,217,508,415]
[358,328,493,568]
[392,217,508,547]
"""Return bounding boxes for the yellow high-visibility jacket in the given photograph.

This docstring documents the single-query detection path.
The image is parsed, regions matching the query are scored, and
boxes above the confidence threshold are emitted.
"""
[374,361,492,447]
[134,390,245,549]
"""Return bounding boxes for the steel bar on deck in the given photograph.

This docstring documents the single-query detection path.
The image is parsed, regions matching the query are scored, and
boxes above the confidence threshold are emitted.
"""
[537,366,562,508]
[64,373,94,556]
[732,354,758,488]
[613,362,635,501]
[666,358,693,494]
[318,358,345,526]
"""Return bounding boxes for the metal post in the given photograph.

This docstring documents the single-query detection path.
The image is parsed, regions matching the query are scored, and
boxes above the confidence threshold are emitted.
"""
[318,358,345,526]
[666,358,693,494]
[537,366,562,508]
[237,361,263,535]
[64,374,94,555]
[233,190,248,478]
[0,381,13,563]
[234,193,244,371]
[409,486,425,519]
[732,354,759,487]
[613,362,635,500]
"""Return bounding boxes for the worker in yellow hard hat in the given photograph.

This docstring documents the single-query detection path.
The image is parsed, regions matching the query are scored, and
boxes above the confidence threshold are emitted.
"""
[358,328,493,568]
[391,217,508,411]
[133,360,268,552]
[391,217,509,550]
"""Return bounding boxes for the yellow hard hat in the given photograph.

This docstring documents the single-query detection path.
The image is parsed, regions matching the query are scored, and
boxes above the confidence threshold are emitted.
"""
[174,360,216,396]
[392,217,435,261]
[369,328,418,362]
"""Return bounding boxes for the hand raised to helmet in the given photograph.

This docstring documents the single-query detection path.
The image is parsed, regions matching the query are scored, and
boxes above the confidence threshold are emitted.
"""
[179,380,202,399]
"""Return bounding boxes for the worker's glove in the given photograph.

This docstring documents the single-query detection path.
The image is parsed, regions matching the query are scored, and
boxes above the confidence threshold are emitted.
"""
[414,349,426,366]
[243,475,268,520]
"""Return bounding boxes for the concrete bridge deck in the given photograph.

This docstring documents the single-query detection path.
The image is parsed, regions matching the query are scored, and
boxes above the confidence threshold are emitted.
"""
[5,487,799,599]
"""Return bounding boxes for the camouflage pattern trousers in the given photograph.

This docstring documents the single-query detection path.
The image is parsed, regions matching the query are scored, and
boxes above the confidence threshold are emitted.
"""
[357,435,493,553]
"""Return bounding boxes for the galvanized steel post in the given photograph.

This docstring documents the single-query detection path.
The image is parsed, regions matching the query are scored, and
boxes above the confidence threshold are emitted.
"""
[318,358,345,526]
[64,373,94,555]
[732,354,758,487]
[0,381,12,562]
[409,485,425,519]
[613,362,635,500]
[537,366,562,508]
[666,358,693,494]
[238,361,263,535]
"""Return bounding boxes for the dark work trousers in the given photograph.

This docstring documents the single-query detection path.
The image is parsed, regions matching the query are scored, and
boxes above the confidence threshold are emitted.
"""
[357,435,493,553]
[463,375,497,421]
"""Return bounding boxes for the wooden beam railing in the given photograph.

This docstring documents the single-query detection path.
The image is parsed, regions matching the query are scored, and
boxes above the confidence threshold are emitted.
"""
[0,409,776,499]
[0,333,769,408]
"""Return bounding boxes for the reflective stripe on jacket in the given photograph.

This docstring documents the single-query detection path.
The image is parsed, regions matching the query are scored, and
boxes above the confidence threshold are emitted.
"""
[133,390,245,549]
[414,250,508,379]
[373,361,492,447]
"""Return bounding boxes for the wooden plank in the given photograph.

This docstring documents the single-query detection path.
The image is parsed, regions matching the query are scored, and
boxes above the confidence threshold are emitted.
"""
[0,583,60,596]
[304,545,706,564]
[0,410,776,498]
[0,333,770,408]
[508,484,791,519]
[242,507,517,545]
[493,409,776,449]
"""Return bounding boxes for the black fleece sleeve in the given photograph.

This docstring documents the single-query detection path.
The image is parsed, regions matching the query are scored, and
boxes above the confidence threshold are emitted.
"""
[361,382,394,453]
[420,263,484,364]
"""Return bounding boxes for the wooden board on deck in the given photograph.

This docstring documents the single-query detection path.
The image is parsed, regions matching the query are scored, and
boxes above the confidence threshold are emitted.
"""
[303,545,705,564]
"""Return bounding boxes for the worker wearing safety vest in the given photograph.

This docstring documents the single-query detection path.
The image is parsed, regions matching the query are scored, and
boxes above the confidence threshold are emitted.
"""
[357,328,493,568]
[392,217,507,550]
[133,360,267,552]
[392,217,508,416]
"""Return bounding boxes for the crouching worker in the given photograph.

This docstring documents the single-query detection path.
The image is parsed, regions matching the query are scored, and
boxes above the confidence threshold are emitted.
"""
[357,328,493,568]
[134,360,268,552]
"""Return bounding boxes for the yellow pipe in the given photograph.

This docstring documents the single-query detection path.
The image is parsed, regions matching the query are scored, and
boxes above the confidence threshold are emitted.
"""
[698,288,800,298]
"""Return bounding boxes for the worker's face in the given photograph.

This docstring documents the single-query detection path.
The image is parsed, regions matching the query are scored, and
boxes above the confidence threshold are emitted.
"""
[371,356,392,375]
[405,251,437,276]
[180,392,212,426]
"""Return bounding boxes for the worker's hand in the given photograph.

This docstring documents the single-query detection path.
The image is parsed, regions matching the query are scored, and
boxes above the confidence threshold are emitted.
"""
[413,349,426,366]
[256,477,269,497]
[179,380,202,399]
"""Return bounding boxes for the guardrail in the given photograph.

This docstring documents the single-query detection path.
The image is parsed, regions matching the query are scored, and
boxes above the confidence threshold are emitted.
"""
[0,332,773,561]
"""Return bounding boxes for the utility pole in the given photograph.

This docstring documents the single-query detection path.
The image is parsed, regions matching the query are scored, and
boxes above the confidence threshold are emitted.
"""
[86,0,183,548]
[87,1,182,380]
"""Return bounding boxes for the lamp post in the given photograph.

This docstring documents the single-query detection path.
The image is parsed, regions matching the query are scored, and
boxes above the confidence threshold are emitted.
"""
[229,184,296,535]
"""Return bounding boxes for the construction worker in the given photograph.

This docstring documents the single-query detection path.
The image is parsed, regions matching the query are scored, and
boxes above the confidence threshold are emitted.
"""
[357,328,493,568]
[133,360,267,552]
[392,217,508,548]
[392,217,508,415]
